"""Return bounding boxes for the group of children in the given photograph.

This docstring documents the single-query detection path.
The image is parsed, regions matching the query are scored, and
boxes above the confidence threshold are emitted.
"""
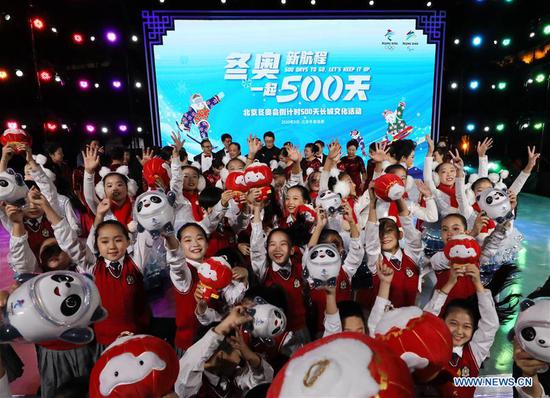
[0,129,546,398]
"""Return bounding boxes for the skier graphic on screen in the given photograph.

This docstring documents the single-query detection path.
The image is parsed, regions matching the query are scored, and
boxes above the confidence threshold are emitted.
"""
[381,101,413,145]
[180,92,224,139]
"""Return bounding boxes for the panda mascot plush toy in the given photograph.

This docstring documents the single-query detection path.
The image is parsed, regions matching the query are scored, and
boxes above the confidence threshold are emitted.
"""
[476,187,514,224]
[244,297,287,339]
[315,190,344,217]
[515,297,550,369]
[0,271,106,344]
[302,244,342,289]
[0,169,28,206]
[133,189,176,238]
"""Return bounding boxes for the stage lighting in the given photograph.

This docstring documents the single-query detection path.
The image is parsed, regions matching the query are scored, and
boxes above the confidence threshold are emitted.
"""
[529,32,535,38]
[90,36,96,42]
[450,82,458,89]
[466,123,475,132]
[426,1,432,7]
[51,27,58,33]
[111,79,122,89]
[4,14,10,21]
[105,31,118,43]
[15,69,23,77]
[159,0,165,2]
[369,0,375,5]
[544,24,550,36]
[491,84,496,89]
[311,0,316,4]
[137,127,143,132]
[118,123,128,133]
[497,81,507,90]
[534,122,544,130]
[45,122,58,132]
[453,38,460,45]
[501,38,511,46]
[6,121,18,129]
[484,126,490,132]
[131,35,139,42]
[526,78,533,84]
[0,70,8,80]
[135,81,142,88]
[32,17,45,30]
[78,79,90,90]
[94,83,100,88]
[535,73,546,83]
[72,33,85,44]
[520,122,529,130]
[101,126,109,133]
[471,35,482,47]
[451,126,456,131]
[21,124,27,129]
[496,123,505,132]
[61,124,68,130]
[493,40,498,45]
[85,123,96,133]
[469,80,479,90]
[38,70,53,83]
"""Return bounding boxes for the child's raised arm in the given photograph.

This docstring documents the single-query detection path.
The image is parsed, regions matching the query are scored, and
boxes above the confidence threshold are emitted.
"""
[250,203,268,281]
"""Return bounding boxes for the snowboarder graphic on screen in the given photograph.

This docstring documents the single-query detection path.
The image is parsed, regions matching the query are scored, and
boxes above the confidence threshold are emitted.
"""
[381,101,413,145]
[180,92,224,139]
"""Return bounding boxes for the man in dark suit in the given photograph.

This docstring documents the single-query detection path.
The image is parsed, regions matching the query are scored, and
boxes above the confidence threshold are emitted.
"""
[314,139,327,165]
[193,139,214,172]
[255,131,280,165]
[214,133,232,163]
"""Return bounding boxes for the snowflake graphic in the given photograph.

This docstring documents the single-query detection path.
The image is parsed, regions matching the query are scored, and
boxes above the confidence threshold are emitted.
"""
[241,79,253,89]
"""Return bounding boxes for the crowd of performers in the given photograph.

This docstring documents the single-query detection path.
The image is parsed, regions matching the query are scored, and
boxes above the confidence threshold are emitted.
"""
[0,128,548,398]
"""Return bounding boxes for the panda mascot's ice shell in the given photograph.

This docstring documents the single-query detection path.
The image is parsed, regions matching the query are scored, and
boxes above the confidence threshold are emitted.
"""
[89,334,179,398]
[302,244,342,289]
[0,271,107,344]
[374,306,453,383]
[244,298,287,339]
[267,331,414,398]
[315,191,344,217]
[476,187,514,224]
[0,169,28,205]
[374,173,405,202]
[515,298,550,366]
[133,190,176,238]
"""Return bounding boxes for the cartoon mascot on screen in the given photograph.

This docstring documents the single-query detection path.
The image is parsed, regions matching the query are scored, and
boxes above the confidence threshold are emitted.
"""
[382,101,413,144]
[180,92,225,140]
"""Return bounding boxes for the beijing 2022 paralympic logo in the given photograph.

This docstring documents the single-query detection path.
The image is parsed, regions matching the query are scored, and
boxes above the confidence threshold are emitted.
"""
[382,28,419,51]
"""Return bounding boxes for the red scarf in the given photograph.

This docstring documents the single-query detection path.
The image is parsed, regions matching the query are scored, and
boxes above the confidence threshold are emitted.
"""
[111,197,133,226]
[345,197,359,224]
[436,184,459,208]
[183,191,204,221]
[387,192,408,227]
[472,202,496,232]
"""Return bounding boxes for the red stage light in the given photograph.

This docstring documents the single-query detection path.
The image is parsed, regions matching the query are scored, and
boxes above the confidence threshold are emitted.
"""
[0,69,8,80]
[31,17,45,30]
[72,33,84,44]
[6,120,19,129]
[38,70,53,83]
[44,121,58,132]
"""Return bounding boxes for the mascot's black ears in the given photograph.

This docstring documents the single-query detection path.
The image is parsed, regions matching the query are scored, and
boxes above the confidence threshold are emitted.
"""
[520,299,536,312]
[0,324,22,342]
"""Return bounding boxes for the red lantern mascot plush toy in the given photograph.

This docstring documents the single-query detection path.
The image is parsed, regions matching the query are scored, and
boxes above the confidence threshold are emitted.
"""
[374,173,405,202]
[142,157,171,190]
[225,170,248,203]
[1,128,32,154]
[89,334,179,398]
[197,256,233,302]
[267,331,414,398]
[244,162,273,201]
[435,234,482,307]
[374,306,453,383]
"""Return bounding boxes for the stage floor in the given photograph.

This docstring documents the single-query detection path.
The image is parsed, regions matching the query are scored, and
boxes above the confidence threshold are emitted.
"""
[2,193,549,396]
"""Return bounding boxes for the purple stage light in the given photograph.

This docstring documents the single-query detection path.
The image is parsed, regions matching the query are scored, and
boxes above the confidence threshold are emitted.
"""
[85,123,96,133]
[111,79,122,89]
[105,30,118,43]
[78,79,90,90]
[118,123,128,132]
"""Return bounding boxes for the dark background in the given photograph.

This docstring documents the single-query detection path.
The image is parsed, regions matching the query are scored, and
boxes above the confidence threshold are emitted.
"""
[0,0,549,192]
